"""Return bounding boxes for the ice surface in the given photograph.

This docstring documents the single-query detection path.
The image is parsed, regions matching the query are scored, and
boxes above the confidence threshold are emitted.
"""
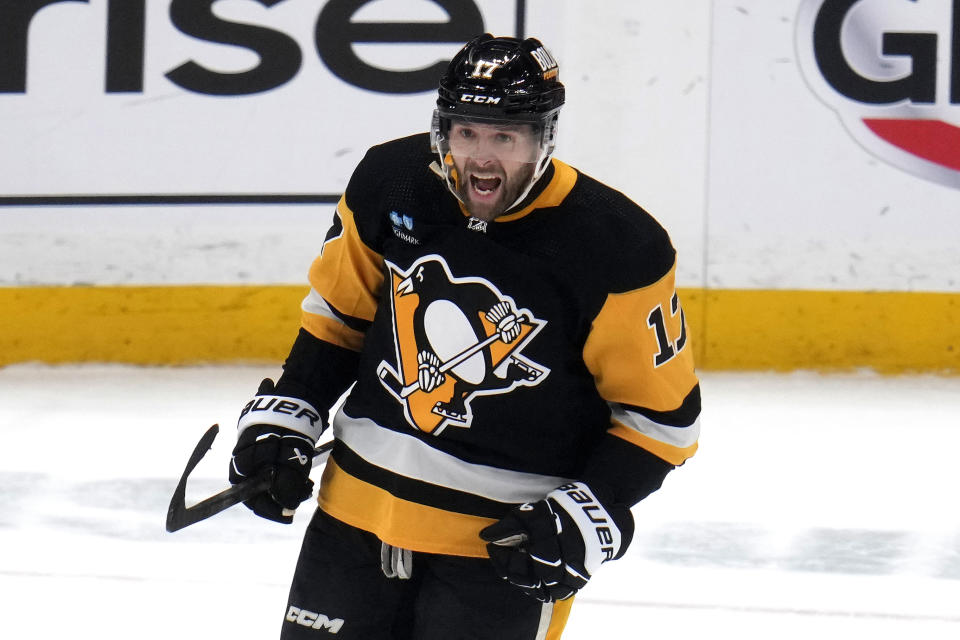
[1,365,959,638]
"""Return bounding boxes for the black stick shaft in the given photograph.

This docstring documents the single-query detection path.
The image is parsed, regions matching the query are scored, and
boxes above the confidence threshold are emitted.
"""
[165,424,332,533]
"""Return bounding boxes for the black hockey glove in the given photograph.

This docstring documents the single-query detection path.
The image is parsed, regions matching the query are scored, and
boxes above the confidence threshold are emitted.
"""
[229,379,325,524]
[480,482,634,602]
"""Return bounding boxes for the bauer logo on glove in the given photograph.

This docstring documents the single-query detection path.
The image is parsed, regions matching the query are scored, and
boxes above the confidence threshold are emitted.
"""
[229,378,326,524]
[238,395,323,432]
[480,481,633,602]
[552,483,622,568]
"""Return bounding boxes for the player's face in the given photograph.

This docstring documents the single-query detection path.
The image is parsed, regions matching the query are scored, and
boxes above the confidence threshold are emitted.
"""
[447,120,539,221]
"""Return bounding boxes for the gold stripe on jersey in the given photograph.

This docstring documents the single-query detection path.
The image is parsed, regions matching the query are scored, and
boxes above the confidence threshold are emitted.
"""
[456,159,579,222]
[303,196,384,345]
[608,420,699,466]
[317,458,496,558]
[300,289,366,352]
[610,389,700,465]
[583,260,700,464]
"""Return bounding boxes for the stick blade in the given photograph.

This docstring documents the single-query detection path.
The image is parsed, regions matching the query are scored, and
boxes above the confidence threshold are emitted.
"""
[165,427,336,533]
[166,424,220,533]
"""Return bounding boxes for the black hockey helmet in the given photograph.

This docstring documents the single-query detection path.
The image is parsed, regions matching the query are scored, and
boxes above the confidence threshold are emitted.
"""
[432,34,565,210]
[436,33,565,121]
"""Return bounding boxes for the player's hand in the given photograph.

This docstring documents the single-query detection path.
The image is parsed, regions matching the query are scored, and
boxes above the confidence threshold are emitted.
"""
[480,482,633,602]
[417,350,445,392]
[485,301,521,343]
[229,379,325,524]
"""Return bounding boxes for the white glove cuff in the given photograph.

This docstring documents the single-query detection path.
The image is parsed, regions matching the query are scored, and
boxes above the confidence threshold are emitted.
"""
[547,482,623,576]
[237,395,324,443]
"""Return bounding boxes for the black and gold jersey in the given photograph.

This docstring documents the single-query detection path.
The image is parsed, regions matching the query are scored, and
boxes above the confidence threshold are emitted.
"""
[287,132,700,558]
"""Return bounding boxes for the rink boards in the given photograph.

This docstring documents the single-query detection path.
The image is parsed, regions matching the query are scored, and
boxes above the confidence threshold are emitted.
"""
[2,1,958,372]
[3,284,957,373]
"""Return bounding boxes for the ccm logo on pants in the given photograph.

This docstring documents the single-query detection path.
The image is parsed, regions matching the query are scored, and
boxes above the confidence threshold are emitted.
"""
[285,606,344,634]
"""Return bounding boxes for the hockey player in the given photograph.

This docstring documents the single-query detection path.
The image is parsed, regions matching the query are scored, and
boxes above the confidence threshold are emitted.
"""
[228,33,700,639]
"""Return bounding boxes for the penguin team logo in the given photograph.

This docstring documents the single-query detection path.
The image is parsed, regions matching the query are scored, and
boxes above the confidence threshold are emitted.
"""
[376,255,549,435]
[796,0,960,189]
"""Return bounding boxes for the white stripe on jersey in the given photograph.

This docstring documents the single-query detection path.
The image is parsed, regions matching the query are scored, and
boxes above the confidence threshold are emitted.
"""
[332,409,573,505]
[301,288,344,323]
[609,403,701,449]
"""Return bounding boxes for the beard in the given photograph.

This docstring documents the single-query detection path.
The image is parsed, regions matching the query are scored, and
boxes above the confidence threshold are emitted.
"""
[455,159,536,221]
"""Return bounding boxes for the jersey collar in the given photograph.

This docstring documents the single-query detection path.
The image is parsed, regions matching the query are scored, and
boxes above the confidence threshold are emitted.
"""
[456,158,578,223]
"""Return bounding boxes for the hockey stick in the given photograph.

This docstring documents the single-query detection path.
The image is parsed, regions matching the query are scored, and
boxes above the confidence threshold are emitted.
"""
[165,424,333,533]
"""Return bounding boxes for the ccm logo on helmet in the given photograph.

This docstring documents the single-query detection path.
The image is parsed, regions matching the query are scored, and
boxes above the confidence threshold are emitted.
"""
[460,93,501,104]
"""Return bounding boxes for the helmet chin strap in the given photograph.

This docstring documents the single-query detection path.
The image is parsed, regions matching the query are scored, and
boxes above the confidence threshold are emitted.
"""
[502,114,558,214]
[503,145,554,214]
[430,156,466,207]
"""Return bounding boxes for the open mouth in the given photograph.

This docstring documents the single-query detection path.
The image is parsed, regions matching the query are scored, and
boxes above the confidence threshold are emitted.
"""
[469,173,502,197]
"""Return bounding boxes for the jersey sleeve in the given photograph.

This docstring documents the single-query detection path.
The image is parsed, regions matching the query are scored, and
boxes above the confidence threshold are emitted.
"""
[301,145,387,351]
[580,242,701,507]
[277,149,387,416]
[583,258,700,465]
[300,196,384,351]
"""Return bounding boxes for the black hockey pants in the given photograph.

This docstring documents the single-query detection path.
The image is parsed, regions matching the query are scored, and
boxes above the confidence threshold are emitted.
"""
[279,508,573,639]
